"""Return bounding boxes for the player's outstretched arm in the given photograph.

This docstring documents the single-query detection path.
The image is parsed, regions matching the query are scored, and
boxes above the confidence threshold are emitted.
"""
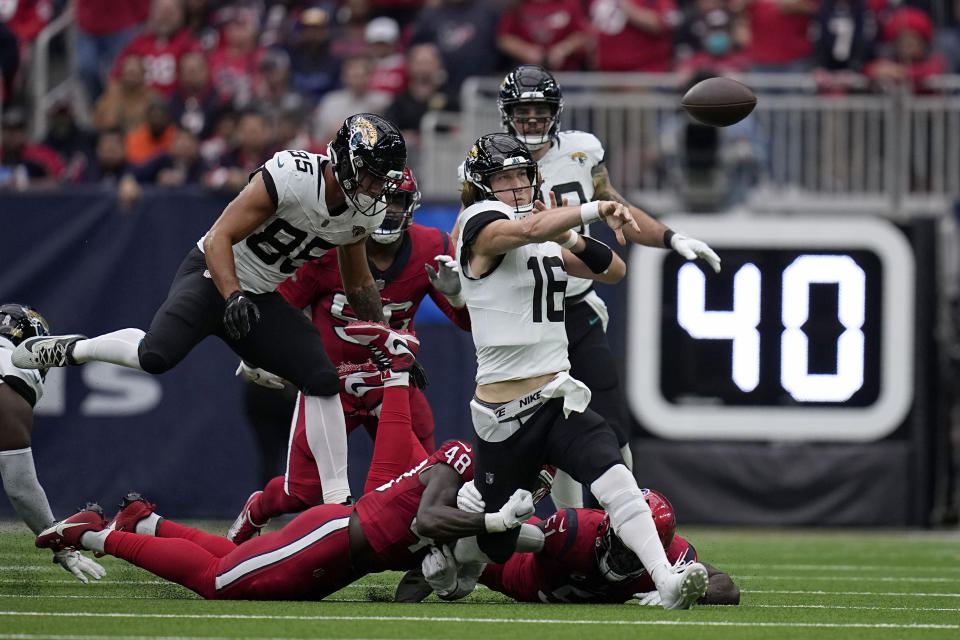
[337,239,384,321]
[591,164,721,273]
[699,562,740,605]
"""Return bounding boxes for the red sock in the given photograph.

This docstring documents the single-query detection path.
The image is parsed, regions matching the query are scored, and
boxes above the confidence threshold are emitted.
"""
[364,385,427,493]
[105,530,218,599]
[257,475,313,519]
[157,519,237,558]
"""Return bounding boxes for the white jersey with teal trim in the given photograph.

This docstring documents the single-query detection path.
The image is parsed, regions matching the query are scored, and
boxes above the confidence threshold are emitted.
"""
[0,336,43,403]
[456,199,571,385]
[537,130,605,298]
[197,150,386,294]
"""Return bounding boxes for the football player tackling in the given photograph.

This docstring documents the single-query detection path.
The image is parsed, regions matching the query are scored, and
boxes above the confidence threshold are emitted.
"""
[14,114,412,507]
[452,133,708,609]
[34,325,537,601]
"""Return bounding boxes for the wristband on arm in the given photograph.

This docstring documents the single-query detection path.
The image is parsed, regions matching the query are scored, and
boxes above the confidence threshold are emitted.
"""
[559,230,579,249]
[663,229,676,249]
[580,201,602,225]
[572,235,614,274]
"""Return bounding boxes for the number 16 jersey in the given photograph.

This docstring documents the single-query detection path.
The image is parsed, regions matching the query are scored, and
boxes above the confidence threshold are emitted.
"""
[456,199,570,384]
[197,150,387,294]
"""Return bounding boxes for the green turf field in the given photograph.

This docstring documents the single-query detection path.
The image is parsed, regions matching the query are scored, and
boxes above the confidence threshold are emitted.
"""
[1,521,958,640]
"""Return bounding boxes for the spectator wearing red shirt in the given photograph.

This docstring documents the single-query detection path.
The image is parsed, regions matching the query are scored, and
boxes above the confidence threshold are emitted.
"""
[590,0,679,71]
[733,0,818,71]
[2,0,53,56]
[75,0,150,103]
[111,0,201,96]
[0,106,64,188]
[93,54,159,133]
[366,17,407,97]
[866,7,946,92]
[208,7,264,106]
[206,109,276,193]
[498,0,590,71]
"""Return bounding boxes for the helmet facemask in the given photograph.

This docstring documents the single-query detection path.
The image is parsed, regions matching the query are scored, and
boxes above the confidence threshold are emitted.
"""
[370,184,419,244]
[504,101,561,150]
[595,520,646,583]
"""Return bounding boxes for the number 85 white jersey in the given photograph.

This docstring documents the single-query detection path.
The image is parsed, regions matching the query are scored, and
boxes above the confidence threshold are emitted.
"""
[198,150,387,294]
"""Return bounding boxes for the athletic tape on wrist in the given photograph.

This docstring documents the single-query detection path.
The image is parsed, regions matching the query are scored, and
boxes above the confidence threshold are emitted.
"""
[484,513,506,533]
[580,201,601,225]
[559,230,579,249]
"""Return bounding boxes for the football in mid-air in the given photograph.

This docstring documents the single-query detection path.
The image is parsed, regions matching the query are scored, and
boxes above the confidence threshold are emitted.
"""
[681,77,757,127]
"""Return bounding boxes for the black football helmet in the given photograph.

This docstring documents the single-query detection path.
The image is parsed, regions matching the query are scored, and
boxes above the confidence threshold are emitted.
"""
[498,65,564,149]
[0,303,50,347]
[371,166,420,244]
[328,113,406,217]
[464,133,540,215]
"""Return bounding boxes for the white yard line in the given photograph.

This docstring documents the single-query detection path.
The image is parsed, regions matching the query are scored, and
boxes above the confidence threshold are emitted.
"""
[749,589,960,597]
[734,576,960,583]
[0,611,956,630]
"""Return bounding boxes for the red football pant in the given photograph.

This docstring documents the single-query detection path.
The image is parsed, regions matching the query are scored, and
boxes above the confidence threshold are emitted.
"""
[252,386,428,523]
[104,505,355,600]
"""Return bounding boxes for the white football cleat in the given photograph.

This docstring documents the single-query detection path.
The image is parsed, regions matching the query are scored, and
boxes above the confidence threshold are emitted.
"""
[659,561,708,610]
[12,334,86,369]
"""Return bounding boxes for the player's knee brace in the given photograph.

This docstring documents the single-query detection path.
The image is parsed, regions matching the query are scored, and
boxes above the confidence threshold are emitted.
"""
[589,464,649,535]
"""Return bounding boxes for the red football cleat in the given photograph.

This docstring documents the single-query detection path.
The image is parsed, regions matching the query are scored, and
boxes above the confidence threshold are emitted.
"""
[36,504,106,552]
[227,491,267,544]
[106,492,156,533]
[340,322,419,372]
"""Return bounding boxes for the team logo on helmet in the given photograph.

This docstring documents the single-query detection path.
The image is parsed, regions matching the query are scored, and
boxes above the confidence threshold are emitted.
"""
[352,117,379,148]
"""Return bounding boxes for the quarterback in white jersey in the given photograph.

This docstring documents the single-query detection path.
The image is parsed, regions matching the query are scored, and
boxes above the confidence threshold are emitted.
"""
[0,304,106,583]
[13,114,415,506]
[451,133,709,611]
[494,65,723,510]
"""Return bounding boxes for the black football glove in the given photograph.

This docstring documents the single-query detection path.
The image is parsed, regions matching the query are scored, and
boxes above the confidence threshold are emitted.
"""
[408,359,429,390]
[223,291,260,340]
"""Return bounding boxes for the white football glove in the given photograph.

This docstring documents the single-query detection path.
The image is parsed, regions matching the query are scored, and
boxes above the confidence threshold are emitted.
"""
[456,480,485,513]
[422,545,459,597]
[669,233,722,273]
[425,255,464,307]
[53,549,106,584]
[484,489,535,532]
[634,590,663,606]
[235,361,286,389]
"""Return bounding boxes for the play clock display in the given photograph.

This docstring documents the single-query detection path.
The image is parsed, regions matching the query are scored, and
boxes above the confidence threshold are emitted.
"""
[627,216,915,441]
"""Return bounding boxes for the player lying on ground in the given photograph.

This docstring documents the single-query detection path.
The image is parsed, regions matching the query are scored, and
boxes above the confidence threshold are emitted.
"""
[13,114,410,507]
[0,303,105,583]
[227,322,439,543]
[405,485,738,605]
[34,337,538,600]
[230,169,472,543]
[452,132,708,609]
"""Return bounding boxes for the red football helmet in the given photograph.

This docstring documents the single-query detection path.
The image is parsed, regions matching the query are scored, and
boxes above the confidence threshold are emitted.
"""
[371,167,421,244]
[594,488,678,582]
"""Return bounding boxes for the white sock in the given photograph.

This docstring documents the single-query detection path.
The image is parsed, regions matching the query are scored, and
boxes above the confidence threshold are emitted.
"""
[135,513,161,536]
[590,464,671,589]
[80,530,110,553]
[302,393,351,504]
[620,444,633,471]
[72,328,145,369]
[550,469,584,510]
[0,448,56,535]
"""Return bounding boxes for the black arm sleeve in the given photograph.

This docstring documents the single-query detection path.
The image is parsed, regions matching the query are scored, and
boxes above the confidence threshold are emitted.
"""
[571,235,614,274]
[459,210,510,272]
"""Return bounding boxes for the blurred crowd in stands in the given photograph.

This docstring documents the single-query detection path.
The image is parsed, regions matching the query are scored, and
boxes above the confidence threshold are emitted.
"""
[0,0,958,194]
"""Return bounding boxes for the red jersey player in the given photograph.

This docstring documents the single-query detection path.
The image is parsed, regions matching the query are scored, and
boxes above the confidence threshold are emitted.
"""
[230,168,471,543]
[35,329,536,601]
[400,489,739,606]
